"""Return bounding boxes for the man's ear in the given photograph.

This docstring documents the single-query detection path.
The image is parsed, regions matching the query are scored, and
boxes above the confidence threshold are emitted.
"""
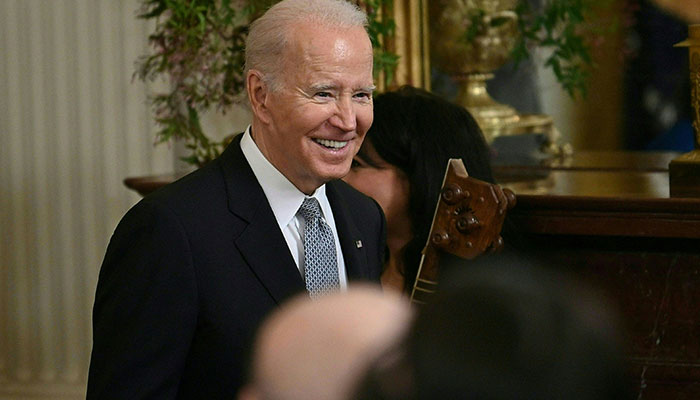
[247,70,272,124]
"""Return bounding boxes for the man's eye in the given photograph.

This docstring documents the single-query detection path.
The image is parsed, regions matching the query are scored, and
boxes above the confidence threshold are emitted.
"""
[354,92,371,99]
[316,92,332,98]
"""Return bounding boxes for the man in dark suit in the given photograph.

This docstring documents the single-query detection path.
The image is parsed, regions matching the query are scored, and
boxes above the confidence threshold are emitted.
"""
[87,0,385,398]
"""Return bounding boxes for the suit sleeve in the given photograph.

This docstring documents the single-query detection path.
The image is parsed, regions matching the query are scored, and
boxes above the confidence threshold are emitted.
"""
[87,200,198,399]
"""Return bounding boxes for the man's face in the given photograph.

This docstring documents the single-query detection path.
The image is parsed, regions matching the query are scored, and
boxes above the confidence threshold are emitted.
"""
[253,24,374,194]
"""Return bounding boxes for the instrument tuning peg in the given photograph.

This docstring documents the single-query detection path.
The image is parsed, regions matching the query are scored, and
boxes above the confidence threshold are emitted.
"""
[456,214,479,233]
[441,184,470,205]
[431,230,451,247]
[488,236,504,253]
[504,188,517,209]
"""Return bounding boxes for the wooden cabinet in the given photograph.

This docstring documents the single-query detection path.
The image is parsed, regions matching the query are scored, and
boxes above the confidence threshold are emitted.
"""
[495,151,700,399]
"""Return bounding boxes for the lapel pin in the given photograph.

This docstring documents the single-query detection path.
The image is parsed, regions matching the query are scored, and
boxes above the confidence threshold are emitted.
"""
[355,240,363,249]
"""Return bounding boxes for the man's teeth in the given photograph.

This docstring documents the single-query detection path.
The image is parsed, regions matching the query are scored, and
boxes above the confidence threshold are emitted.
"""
[314,138,348,149]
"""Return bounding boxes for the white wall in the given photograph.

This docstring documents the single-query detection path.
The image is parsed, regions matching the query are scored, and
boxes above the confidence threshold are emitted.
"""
[0,1,179,398]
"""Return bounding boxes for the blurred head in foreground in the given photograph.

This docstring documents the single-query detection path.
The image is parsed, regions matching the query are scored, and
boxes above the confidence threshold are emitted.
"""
[239,285,413,400]
[354,253,633,400]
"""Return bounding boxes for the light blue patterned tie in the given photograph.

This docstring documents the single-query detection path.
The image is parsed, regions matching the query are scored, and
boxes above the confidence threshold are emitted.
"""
[298,197,340,298]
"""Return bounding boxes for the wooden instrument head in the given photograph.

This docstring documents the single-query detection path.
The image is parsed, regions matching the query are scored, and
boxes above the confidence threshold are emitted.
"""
[411,159,515,303]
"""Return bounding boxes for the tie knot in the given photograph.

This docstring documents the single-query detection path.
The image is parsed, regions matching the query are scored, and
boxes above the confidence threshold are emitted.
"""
[298,197,322,221]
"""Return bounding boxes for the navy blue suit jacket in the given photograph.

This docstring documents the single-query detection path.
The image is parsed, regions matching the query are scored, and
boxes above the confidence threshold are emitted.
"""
[87,135,386,398]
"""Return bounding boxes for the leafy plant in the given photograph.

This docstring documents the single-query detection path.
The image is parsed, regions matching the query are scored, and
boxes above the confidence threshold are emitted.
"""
[511,0,617,98]
[461,0,615,98]
[365,0,399,84]
[135,0,397,166]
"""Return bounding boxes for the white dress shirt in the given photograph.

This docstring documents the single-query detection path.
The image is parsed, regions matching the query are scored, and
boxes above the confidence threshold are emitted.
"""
[239,127,348,289]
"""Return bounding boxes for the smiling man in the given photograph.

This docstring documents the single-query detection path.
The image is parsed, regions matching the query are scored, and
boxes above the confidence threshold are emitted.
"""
[247,21,376,194]
[87,0,386,398]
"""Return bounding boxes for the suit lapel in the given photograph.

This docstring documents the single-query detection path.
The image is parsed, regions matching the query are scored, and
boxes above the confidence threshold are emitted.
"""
[219,135,305,304]
[327,181,370,281]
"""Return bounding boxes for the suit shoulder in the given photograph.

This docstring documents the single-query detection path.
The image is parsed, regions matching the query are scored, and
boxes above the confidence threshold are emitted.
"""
[141,160,227,213]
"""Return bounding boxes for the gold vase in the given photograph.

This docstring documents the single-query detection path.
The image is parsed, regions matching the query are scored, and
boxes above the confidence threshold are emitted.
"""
[429,0,568,155]
[430,0,519,141]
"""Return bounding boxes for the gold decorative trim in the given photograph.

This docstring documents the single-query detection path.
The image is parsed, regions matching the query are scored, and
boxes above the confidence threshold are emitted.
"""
[379,0,430,90]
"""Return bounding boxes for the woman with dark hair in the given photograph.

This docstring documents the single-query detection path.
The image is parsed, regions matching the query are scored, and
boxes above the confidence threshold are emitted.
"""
[343,85,494,293]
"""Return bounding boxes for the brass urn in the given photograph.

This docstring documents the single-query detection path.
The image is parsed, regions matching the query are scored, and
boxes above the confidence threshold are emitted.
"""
[429,0,568,155]
[429,0,520,141]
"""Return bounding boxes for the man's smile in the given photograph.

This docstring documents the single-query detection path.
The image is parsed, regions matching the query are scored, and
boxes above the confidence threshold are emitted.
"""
[313,138,350,149]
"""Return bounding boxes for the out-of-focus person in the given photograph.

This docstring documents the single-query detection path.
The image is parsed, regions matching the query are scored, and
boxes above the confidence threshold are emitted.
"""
[238,285,413,400]
[353,253,633,400]
[624,0,696,151]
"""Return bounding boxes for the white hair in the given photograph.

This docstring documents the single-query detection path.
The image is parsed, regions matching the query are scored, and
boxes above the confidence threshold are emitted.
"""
[244,0,369,90]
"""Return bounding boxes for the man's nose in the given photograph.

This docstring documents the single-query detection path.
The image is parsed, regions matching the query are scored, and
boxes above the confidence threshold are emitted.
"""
[330,97,357,131]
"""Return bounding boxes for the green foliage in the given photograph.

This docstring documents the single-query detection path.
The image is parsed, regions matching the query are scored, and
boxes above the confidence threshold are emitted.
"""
[364,0,399,84]
[512,0,600,98]
[456,0,605,98]
[135,0,397,166]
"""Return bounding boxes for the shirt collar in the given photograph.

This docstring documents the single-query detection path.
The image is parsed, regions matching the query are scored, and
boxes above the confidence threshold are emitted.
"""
[240,126,329,229]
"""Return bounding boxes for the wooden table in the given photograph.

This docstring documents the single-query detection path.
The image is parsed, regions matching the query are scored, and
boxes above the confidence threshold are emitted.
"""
[124,173,186,197]
[494,151,700,399]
